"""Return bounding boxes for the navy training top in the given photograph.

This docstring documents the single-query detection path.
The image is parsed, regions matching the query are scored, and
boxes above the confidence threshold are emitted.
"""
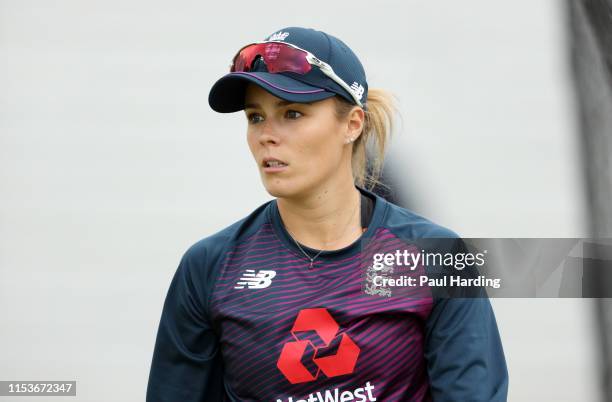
[146,185,509,402]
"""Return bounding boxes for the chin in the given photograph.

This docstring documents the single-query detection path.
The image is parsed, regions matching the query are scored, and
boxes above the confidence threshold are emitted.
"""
[262,176,309,199]
[262,180,293,198]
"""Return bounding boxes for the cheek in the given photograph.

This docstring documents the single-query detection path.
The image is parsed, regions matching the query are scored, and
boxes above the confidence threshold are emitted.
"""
[296,120,343,167]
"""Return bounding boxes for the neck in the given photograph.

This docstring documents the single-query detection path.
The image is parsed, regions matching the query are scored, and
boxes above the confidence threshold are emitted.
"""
[277,181,362,251]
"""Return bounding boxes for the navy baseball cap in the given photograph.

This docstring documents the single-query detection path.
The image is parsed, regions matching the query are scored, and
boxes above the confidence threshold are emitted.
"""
[208,26,368,113]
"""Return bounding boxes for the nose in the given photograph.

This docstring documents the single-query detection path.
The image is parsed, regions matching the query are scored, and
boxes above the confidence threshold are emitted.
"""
[258,120,280,146]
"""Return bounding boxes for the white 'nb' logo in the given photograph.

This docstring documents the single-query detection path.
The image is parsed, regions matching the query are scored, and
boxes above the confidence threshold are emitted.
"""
[350,82,365,100]
[234,269,277,289]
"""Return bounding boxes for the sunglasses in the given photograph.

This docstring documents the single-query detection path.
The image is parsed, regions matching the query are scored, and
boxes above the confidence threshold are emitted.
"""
[229,41,364,108]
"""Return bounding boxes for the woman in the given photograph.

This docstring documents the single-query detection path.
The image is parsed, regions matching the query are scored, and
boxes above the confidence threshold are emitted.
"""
[146,26,508,402]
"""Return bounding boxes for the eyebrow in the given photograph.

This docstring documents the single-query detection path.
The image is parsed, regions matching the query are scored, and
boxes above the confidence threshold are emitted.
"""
[244,100,313,110]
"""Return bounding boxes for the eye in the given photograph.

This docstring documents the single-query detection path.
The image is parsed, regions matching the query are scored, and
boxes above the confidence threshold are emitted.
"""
[285,110,303,120]
[246,112,264,124]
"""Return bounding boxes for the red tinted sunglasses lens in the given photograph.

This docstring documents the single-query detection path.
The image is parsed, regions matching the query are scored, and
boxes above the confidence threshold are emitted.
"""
[231,43,312,74]
[231,44,260,72]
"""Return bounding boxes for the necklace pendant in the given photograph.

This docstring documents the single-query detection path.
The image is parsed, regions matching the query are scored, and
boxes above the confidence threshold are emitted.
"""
[309,259,314,269]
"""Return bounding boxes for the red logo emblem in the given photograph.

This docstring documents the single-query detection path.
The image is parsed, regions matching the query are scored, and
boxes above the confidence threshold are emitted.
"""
[276,308,360,384]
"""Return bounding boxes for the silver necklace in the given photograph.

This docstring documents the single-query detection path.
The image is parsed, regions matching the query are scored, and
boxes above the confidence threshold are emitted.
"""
[281,195,361,269]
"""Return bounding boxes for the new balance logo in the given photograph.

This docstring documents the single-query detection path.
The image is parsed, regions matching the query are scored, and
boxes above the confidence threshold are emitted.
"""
[350,82,365,100]
[268,31,290,41]
[234,269,277,289]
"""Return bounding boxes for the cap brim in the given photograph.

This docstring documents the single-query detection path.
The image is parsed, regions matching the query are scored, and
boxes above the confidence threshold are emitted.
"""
[208,71,336,113]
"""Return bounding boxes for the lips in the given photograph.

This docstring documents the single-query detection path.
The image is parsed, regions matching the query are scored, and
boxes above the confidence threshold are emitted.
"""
[262,157,288,168]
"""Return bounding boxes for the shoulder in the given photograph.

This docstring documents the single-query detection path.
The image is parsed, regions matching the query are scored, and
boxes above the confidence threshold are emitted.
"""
[378,199,487,297]
[381,197,461,240]
[375,197,468,262]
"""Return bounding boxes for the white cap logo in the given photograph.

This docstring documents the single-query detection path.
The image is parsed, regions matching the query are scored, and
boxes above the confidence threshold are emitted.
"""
[350,82,365,100]
[268,31,290,41]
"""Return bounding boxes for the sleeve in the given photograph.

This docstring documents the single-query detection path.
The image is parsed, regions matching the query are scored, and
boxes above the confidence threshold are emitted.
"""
[422,236,509,402]
[424,294,508,402]
[146,248,225,402]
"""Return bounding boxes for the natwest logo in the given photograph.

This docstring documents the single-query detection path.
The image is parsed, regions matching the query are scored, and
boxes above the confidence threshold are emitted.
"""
[275,381,377,402]
[276,308,360,384]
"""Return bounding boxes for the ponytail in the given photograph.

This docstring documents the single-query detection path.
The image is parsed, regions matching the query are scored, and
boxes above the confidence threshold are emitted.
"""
[334,88,397,191]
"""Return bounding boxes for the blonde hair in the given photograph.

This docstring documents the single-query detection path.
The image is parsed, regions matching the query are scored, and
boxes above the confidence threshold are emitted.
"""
[334,88,397,192]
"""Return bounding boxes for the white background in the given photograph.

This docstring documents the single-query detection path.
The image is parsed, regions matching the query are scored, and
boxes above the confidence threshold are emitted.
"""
[0,1,599,401]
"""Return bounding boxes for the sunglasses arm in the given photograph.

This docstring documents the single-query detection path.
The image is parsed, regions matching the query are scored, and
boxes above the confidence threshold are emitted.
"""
[305,54,364,108]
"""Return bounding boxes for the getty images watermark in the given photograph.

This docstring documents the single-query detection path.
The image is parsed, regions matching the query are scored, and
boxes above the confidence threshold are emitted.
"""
[369,248,498,289]
[359,237,612,298]
[361,241,496,298]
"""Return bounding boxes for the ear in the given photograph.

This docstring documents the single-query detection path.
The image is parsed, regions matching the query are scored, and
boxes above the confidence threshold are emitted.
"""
[346,106,365,142]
